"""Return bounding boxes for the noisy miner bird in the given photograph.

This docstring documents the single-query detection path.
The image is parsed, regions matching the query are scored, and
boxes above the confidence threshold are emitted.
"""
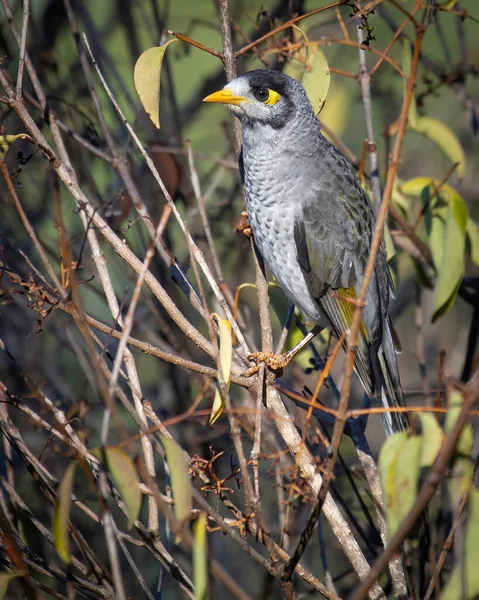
[203,70,408,435]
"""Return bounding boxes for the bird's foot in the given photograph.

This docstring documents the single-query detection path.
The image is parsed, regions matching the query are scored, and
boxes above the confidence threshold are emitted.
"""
[243,351,292,377]
[236,211,252,239]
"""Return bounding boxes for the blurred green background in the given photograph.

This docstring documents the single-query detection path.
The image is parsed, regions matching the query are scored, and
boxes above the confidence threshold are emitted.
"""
[1,0,479,597]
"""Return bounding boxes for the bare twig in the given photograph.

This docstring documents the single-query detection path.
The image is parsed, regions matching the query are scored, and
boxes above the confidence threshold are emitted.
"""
[16,0,30,96]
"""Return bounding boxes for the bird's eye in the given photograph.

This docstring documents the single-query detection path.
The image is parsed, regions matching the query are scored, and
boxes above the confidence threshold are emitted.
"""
[254,88,270,102]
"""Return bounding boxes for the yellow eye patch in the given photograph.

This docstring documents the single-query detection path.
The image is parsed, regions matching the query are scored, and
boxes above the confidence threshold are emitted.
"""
[263,89,281,105]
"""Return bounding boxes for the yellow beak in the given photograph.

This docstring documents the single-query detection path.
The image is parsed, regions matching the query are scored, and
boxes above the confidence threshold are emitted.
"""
[202,89,247,105]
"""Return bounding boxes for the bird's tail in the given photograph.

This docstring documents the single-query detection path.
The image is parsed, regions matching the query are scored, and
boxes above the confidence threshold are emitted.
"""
[373,318,409,435]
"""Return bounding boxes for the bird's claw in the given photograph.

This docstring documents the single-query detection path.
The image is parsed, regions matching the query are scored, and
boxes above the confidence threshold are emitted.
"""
[237,211,252,239]
[242,351,291,377]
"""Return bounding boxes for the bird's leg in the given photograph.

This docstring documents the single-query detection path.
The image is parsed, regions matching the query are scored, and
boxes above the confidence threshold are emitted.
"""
[243,324,323,377]
[236,211,252,239]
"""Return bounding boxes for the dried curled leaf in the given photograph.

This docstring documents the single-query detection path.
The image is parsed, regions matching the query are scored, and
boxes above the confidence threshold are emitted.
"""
[53,461,77,563]
[134,40,179,128]
[209,314,232,424]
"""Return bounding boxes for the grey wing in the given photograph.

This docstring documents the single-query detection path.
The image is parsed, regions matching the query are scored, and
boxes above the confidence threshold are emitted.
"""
[293,174,390,348]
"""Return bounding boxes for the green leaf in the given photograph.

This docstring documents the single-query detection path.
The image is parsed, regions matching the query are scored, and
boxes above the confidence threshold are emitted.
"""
[53,461,77,563]
[209,314,232,424]
[0,570,23,600]
[409,116,466,180]
[393,435,423,534]
[449,456,474,510]
[283,33,330,115]
[134,40,179,129]
[0,134,35,160]
[94,447,142,528]
[444,390,474,458]
[160,434,192,534]
[401,178,468,321]
[418,413,443,467]
[466,218,479,266]
[431,193,467,321]
[378,431,408,536]
[302,47,330,115]
[193,514,208,600]
[443,489,479,600]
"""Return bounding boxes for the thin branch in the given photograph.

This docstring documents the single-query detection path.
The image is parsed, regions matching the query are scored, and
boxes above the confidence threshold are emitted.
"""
[16,0,30,96]
[81,33,251,364]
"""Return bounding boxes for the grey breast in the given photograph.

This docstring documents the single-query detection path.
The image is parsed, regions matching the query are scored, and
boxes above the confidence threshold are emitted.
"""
[241,123,324,323]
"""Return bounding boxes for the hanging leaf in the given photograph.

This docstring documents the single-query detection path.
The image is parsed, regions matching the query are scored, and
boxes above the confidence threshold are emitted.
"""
[466,218,479,266]
[445,389,474,508]
[160,434,192,541]
[53,461,77,563]
[283,28,330,115]
[409,117,466,180]
[444,390,474,458]
[378,431,408,536]
[302,47,330,115]
[0,569,24,600]
[418,413,444,467]
[209,314,232,424]
[94,447,142,528]
[0,134,35,160]
[432,192,467,321]
[134,40,179,129]
[443,489,479,600]
[393,435,423,534]
[193,514,208,600]
[401,178,468,321]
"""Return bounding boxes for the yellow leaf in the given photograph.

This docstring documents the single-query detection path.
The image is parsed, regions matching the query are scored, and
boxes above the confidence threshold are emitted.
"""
[409,116,466,179]
[441,0,457,11]
[53,461,77,563]
[209,314,232,424]
[193,514,208,600]
[94,447,142,528]
[134,40,179,129]
[0,134,35,159]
